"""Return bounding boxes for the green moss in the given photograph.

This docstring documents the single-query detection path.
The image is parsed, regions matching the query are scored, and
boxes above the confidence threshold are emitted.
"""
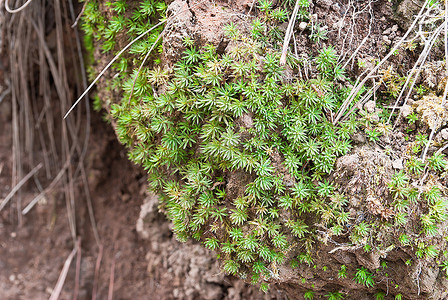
[131,39,352,281]
[80,0,357,285]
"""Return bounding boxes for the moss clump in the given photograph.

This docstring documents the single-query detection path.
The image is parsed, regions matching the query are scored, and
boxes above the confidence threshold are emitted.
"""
[80,0,358,287]
[80,0,448,296]
[109,26,357,285]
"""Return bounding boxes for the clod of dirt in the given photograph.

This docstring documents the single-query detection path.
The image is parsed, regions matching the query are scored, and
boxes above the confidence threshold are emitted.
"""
[364,100,376,113]
[393,0,425,30]
[441,128,448,140]
[136,192,277,299]
[400,103,412,117]
[392,158,404,169]
[163,0,231,65]
[333,145,395,218]
[413,94,448,130]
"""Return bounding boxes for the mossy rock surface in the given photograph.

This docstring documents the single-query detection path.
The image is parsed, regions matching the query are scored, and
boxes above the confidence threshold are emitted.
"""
[82,0,448,298]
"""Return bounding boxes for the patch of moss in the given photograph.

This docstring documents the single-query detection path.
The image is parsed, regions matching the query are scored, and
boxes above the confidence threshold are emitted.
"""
[80,0,448,295]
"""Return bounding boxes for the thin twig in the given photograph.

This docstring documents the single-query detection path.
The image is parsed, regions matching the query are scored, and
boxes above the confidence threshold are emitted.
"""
[73,237,82,300]
[108,255,116,300]
[341,34,369,71]
[127,33,163,105]
[30,20,67,108]
[435,143,448,155]
[0,79,11,103]
[248,0,257,15]
[71,0,88,28]
[328,244,362,254]
[0,163,43,212]
[68,0,91,172]
[92,244,104,300]
[49,246,78,300]
[80,166,101,246]
[22,153,74,215]
[64,0,206,119]
[280,0,300,66]
[416,262,422,295]
[5,0,34,13]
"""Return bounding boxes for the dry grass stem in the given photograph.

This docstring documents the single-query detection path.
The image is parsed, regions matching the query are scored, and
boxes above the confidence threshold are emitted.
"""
[49,246,78,300]
[280,0,300,66]
[92,245,104,300]
[0,163,43,211]
[5,0,34,13]
[334,0,431,124]
[73,237,82,300]
[108,256,116,300]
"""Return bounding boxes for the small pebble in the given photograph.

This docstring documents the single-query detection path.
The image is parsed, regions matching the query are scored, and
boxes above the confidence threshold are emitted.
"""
[371,113,380,123]
[299,22,308,31]
[441,128,448,140]
[382,36,391,45]
[352,133,366,144]
[332,3,341,11]
[400,104,412,117]
[332,20,343,29]
[364,100,376,113]
[381,135,391,144]
[317,0,332,8]
[392,158,404,170]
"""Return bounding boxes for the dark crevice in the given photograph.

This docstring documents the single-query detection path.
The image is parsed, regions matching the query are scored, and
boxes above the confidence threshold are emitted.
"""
[185,0,197,24]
